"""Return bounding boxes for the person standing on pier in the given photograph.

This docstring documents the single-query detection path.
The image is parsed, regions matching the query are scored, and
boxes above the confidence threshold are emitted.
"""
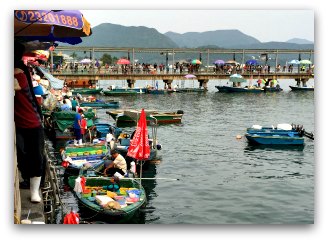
[14,41,45,203]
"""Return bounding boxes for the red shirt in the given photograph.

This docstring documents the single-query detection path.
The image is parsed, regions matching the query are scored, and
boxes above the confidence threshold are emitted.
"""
[14,69,42,128]
[80,118,87,134]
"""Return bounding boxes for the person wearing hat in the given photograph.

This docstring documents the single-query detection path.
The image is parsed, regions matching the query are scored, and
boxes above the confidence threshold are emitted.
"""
[103,150,127,177]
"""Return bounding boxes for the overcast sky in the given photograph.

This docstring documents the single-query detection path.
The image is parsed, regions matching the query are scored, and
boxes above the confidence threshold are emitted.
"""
[81,10,314,43]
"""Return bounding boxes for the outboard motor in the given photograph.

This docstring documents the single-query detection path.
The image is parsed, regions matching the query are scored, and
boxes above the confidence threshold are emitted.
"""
[177,110,184,114]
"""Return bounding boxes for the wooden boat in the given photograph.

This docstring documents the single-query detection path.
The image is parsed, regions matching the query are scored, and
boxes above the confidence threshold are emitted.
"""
[72,88,103,95]
[114,87,147,93]
[80,100,120,108]
[146,88,166,94]
[102,90,140,96]
[216,85,283,93]
[43,110,97,142]
[263,86,283,92]
[289,86,314,91]
[245,124,304,145]
[215,86,263,93]
[67,175,147,223]
[62,143,109,161]
[61,143,109,182]
[176,87,206,93]
[106,109,184,127]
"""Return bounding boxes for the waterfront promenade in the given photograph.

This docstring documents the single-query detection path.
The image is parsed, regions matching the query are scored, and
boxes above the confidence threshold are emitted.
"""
[51,47,314,88]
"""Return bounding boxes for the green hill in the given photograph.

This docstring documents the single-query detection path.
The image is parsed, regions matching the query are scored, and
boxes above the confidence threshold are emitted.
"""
[165,29,261,48]
[77,23,178,48]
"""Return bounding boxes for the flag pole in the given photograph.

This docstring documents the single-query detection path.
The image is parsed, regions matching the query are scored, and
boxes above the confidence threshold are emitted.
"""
[139,160,142,189]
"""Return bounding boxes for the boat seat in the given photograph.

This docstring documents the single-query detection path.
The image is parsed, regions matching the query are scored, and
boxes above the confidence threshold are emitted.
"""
[251,125,262,129]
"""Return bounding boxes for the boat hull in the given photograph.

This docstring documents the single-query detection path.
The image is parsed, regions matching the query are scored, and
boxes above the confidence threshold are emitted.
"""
[80,101,120,108]
[176,88,206,93]
[245,134,304,145]
[103,90,140,96]
[72,88,103,95]
[146,89,166,94]
[289,86,314,91]
[215,86,263,93]
[107,111,183,127]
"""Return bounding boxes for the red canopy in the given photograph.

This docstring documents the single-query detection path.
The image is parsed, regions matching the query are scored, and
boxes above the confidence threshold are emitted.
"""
[117,58,130,65]
[127,109,150,161]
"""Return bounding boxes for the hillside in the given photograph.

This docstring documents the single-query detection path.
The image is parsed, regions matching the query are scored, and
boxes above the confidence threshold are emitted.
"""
[164,30,261,48]
[286,38,314,45]
[77,23,178,48]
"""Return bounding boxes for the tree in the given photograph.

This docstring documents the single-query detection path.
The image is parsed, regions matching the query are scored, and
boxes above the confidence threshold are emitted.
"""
[112,56,118,64]
[70,52,78,59]
[100,53,112,65]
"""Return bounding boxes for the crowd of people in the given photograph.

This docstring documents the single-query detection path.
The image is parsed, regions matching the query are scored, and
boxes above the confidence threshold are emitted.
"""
[48,60,314,76]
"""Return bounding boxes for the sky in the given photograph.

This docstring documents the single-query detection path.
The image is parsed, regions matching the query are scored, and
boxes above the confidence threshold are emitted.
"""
[81,10,314,43]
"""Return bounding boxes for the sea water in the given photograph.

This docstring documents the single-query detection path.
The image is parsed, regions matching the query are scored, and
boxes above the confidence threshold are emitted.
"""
[57,78,314,224]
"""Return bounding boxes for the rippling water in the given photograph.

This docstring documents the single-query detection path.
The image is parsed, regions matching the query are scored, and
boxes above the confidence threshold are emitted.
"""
[57,79,314,224]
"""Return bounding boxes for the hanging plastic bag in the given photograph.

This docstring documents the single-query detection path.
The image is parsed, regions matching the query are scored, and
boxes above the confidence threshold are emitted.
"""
[42,92,58,111]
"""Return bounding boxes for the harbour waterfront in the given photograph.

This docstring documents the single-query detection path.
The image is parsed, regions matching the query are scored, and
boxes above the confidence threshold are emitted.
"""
[58,78,314,224]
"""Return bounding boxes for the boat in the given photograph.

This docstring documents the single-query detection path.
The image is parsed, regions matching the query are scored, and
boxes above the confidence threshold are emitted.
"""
[246,124,300,134]
[43,110,97,143]
[146,88,166,94]
[263,86,283,92]
[106,109,184,127]
[102,90,140,96]
[94,123,122,138]
[67,175,147,223]
[72,88,103,95]
[61,142,109,181]
[114,131,161,162]
[114,87,147,93]
[245,124,304,145]
[245,133,304,145]
[80,100,120,108]
[176,87,206,93]
[215,85,263,93]
[289,86,314,91]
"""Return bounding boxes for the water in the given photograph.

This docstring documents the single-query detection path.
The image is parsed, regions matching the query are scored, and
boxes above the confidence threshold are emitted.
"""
[57,79,314,224]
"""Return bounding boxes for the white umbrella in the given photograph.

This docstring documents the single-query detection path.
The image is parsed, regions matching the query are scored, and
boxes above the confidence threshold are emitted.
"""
[288,60,300,65]
[229,74,246,83]
[299,60,312,65]
[80,58,92,64]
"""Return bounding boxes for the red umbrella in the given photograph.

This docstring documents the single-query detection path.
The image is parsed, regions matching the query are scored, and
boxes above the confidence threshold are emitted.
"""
[63,211,80,224]
[117,58,130,65]
[127,109,150,161]
[127,109,150,185]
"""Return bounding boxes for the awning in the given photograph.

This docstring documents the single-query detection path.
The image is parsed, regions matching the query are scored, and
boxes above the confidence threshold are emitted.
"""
[36,66,64,90]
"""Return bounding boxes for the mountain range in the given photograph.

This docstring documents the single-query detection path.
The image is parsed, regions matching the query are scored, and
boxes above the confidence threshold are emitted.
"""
[77,23,314,50]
